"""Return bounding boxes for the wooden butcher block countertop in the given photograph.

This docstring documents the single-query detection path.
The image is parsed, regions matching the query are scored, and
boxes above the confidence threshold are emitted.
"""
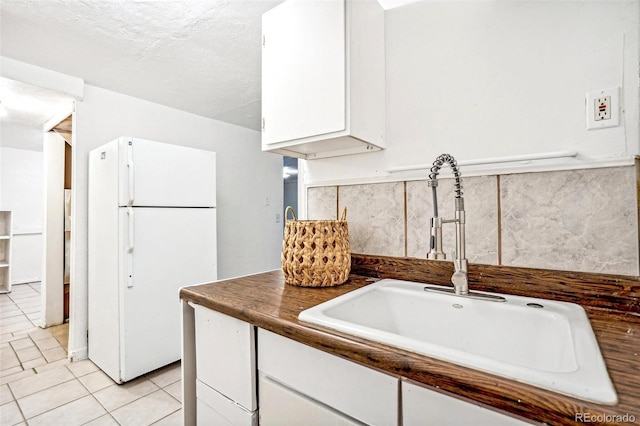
[180,255,640,425]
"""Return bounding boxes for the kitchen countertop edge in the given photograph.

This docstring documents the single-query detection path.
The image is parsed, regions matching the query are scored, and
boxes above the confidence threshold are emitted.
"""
[180,258,640,426]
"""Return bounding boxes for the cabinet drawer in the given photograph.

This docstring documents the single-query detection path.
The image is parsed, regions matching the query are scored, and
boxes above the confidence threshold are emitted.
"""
[258,328,398,425]
[194,304,256,410]
[259,373,359,426]
[196,380,256,426]
[197,398,229,426]
[402,380,528,426]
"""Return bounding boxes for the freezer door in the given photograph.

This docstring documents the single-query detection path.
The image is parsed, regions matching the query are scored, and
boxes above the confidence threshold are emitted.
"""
[118,137,216,207]
[119,207,217,382]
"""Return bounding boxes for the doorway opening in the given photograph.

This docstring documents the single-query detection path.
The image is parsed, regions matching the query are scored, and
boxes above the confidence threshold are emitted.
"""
[43,115,73,351]
[41,113,74,351]
[0,77,75,358]
[283,157,298,219]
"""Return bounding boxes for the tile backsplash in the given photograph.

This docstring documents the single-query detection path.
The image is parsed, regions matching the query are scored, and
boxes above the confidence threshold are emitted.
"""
[338,182,405,257]
[500,166,639,276]
[406,176,499,265]
[306,164,640,276]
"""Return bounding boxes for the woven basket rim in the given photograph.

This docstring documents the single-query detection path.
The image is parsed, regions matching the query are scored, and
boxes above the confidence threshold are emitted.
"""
[286,219,347,223]
[285,205,347,223]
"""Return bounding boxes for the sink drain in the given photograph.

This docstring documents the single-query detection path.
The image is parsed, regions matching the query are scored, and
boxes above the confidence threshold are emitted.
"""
[452,303,463,309]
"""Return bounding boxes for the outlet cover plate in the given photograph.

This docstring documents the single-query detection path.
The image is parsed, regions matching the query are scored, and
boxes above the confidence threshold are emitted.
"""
[586,87,620,130]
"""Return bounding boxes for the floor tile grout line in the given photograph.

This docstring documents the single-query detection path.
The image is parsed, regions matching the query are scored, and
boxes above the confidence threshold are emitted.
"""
[19,380,89,422]
[55,395,107,426]
[150,406,182,425]
[8,293,40,299]
[10,383,28,425]
[13,375,77,401]
[4,335,23,372]
[5,377,22,414]
[5,333,36,424]
[94,379,163,416]
[80,411,120,426]
[158,385,181,405]
[77,377,114,420]
[44,391,108,425]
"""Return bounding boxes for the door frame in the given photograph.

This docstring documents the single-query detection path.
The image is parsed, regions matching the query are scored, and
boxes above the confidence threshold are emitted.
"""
[41,108,75,343]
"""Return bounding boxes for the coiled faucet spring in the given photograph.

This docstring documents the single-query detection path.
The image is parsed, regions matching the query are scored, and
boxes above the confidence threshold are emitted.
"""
[426,154,468,295]
[428,153,463,198]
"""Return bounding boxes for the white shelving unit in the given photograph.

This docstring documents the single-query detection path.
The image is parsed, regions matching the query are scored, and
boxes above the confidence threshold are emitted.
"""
[0,211,13,293]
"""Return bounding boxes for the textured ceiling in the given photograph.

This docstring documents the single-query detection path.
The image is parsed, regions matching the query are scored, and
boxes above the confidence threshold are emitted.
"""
[0,0,285,130]
[0,0,417,131]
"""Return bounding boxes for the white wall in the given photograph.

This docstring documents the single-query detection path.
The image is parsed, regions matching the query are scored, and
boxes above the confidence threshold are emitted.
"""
[0,121,44,151]
[304,0,640,185]
[0,147,44,229]
[70,84,283,359]
[0,123,45,284]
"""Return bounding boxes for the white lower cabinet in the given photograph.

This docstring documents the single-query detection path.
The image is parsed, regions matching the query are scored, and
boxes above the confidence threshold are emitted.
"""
[197,380,257,426]
[189,305,529,426]
[258,328,398,426]
[402,380,529,426]
[193,304,257,425]
[259,373,360,426]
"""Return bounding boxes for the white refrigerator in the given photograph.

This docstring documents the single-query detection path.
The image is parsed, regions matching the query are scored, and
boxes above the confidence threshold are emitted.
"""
[88,136,217,383]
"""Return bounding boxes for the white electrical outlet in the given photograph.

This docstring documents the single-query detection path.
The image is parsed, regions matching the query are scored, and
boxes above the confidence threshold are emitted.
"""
[594,96,611,121]
[586,87,619,130]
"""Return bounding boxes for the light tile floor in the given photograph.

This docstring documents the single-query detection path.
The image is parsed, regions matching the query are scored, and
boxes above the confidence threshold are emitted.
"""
[1,283,182,425]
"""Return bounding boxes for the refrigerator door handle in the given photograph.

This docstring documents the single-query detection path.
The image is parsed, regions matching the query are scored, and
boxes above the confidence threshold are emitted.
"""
[127,140,135,205]
[126,207,134,287]
[127,207,134,253]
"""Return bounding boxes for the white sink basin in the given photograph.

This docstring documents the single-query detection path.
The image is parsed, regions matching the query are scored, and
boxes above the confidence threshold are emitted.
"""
[298,279,617,404]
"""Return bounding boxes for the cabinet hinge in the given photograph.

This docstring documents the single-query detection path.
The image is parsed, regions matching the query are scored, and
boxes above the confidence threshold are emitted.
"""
[262,117,266,131]
[262,35,265,47]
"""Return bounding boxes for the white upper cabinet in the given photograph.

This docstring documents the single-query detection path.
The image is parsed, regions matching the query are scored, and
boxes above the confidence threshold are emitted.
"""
[261,0,385,159]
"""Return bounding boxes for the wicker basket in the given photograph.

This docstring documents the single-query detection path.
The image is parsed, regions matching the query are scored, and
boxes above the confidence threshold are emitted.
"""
[281,206,351,287]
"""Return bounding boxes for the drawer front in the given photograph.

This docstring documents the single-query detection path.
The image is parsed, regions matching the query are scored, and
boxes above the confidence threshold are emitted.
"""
[197,398,233,426]
[259,373,360,426]
[196,380,256,426]
[402,380,529,426]
[194,305,256,410]
[258,328,398,426]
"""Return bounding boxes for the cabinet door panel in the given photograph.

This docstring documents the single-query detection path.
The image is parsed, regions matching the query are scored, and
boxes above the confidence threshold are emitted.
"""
[259,374,360,426]
[194,306,256,410]
[196,380,256,426]
[197,398,232,426]
[402,380,528,426]
[262,0,346,145]
[258,329,397,425]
